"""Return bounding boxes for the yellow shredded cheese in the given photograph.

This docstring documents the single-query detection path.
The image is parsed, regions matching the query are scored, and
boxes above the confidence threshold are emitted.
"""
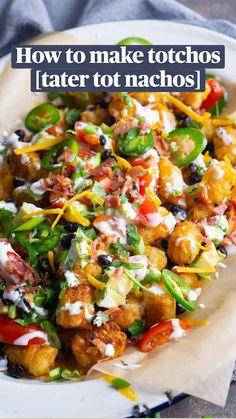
[63,205,90,227]
[86,274,106,290]
[102,375,138,402]
[51,191,103,230]
[48,251,55,274]
[203,151,212,164]
[145,187,161,207]
[23,208,63,220]
[212,118,232,127]
[115,155,132,170]
[184,318,209,327]
[111,143,132,170]
[163,93,210,123]
[14,137,64,155]
[175,266,215,274]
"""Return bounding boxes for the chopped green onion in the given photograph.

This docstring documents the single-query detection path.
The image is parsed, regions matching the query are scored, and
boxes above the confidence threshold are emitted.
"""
[14,216,45,232]
[112,378,131,389]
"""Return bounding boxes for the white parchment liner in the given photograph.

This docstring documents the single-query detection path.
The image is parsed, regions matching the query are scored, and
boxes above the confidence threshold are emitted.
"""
[1,31,236,407]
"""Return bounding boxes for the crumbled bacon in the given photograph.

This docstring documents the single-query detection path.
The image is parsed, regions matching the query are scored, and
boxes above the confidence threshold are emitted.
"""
[105,195,120,208]
[3,248,40,291]
[46,174,74,203]
[154,135,170,157]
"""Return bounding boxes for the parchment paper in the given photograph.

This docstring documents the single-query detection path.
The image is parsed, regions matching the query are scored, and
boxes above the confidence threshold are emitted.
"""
[1,31,236,407]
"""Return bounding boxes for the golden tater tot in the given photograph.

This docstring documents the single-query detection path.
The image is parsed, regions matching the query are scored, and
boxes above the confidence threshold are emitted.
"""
[144,245,167,271]
[159,157,184,204]
[167,221,202,265]
[138,207,176,244]
[188,203,214,222]
[213,126,236,165]
[0,168,13,201]
[9,151,46,181]
[203,160,235,204]
[144,283,176,328]
[56,284,94,329]
[6,345,58,377]
[71,322,126,369]
[106,294,144,330]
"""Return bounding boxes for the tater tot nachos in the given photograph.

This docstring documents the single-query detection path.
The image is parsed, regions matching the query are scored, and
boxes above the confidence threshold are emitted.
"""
[0,69,235,384]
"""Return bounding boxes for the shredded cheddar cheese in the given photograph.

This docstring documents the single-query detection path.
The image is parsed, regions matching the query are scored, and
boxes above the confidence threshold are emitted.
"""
[212,118,232,127]
[86,274,106,289]
[51,191,104,230]
[14,137,64,155]
[23,208,63,220]
[184,318,209,327]
[48,251,55,274]
[63,205,90,227]
[102,374,138,402]
[203,151,212,164]
[175,266,215,274]
[145,187,161,207]
[163,93,210,123]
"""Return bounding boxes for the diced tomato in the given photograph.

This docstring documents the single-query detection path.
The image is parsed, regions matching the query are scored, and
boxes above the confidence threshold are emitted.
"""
[47,125,57,136]
[0,314,47,346]
[84,134,100,146]
[139,319,190,353]
[131,159,148,169]
[138,173,153,195]
[201,78,224,110]
[139,197,157,216]
[51,200,64,209]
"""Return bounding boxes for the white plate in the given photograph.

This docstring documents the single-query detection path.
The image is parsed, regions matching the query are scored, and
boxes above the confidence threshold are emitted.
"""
[1,20,236,418]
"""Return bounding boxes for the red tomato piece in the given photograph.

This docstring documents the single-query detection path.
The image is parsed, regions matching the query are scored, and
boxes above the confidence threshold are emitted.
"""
[0,314,47,346]
[131,159,148,169]
[139,319,189,352]
[47,125,57,136]
[138,173,153,195]
[201,78,224,110]
[139,197,157,216]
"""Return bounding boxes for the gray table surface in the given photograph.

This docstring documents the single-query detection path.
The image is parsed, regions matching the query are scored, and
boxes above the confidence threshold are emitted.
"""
[160,3,236,417]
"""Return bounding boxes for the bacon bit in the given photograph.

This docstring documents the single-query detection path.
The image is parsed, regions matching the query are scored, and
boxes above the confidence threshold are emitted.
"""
[139,121,151,135]
[105,195,120,208]
[5,252,40,290]
[154,135,170,157]
[108,171,126,193]
[78,144,96,160]
[199,186,211,206]
[213,204,227,215]
[46,174,74,204]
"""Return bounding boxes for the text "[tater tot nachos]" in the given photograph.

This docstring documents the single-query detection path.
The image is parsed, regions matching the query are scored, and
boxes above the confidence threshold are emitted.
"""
[0,59,235,387]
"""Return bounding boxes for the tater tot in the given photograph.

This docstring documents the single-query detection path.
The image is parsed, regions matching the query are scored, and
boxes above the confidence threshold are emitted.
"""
[56,283,94,329]
[176,91,208,110]
[176,272,203,289]
[0,168,13,200]
[81,106,112,126]
[159,157,184,204]
[9,151,46,181]
[5,345,58,377]
[167,221,202,265]
[203,160,235,204]
[71,322,126,369]
[138,207,176,244]
[188,203,214,222]
[213,126,236,165]
[144,245,167,271]
[106,293,144,330]
[144,283,176,328]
